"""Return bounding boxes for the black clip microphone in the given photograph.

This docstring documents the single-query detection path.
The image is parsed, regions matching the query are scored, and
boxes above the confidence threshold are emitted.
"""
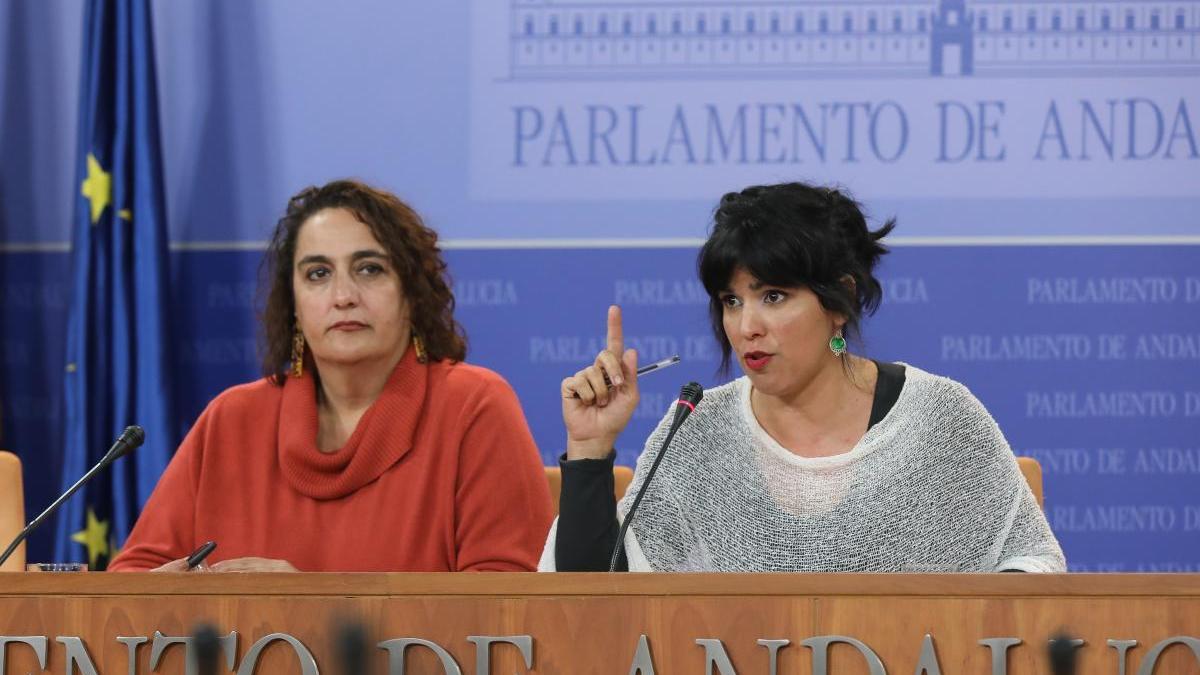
[609,382,703,572]
[0,425,145,568]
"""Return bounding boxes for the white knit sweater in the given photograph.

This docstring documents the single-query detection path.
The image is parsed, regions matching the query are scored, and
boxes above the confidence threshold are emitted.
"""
[540,364,1066,573]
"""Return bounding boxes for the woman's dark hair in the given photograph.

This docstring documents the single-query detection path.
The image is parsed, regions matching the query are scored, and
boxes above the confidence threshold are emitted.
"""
[260,179,466,384]
[697,182,894,373]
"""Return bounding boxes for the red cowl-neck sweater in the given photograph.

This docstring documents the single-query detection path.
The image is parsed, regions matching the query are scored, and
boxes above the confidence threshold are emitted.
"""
[109,348,553,571]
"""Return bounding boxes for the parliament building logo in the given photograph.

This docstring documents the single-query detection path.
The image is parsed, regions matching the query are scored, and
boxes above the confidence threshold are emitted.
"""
[507,0,1200,79]
[469,0,1199,217]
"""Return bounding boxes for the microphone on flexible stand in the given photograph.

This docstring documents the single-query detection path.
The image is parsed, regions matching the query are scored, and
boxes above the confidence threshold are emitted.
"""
[609,382,703,572]
[0,425,145,568]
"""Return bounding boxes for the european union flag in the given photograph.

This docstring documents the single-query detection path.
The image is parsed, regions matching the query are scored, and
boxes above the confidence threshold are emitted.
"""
[55,0,176,569]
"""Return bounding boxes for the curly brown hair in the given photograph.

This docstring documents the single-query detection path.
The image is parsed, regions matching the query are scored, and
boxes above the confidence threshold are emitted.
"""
[260,180,466,384]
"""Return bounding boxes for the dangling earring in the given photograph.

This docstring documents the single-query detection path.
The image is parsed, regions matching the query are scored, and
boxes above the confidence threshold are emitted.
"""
[829,330,847,357]
[291,326,306,377]
[412,333,428,363]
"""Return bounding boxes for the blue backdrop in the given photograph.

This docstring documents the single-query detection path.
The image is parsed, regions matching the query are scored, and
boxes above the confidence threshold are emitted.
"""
[2,0,1198,570]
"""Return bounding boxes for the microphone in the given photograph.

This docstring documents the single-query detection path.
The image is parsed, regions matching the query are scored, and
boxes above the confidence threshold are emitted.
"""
[1048,632,1079,675]
[609,382,703,572]
[0,425,145,568]
[335,619,370,675]
[192,623,221,675]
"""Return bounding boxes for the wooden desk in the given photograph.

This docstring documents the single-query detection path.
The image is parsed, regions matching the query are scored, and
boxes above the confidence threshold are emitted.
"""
[1,573,1198,673]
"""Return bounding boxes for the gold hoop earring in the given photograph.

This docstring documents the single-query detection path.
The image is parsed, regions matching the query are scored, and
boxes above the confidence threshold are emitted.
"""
[291,327,306,377]
[412,333,428,364]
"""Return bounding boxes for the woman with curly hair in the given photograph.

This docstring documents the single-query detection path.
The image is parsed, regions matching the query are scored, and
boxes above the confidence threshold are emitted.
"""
[111,180,552,572]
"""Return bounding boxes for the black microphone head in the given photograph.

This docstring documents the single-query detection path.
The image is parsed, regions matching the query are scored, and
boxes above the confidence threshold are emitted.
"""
[671,382,704,425]
[335,619,370,675]
[121,424,146,449]
[192,623,221,675]
[115,425,145,457]
[1048,633,1078,675]
[101,425,145,466]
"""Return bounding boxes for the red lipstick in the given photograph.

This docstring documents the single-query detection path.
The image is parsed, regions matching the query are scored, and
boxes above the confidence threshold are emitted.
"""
[744,351,772,371]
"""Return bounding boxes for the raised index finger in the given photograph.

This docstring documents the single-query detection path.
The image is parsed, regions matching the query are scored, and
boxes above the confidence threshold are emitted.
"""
[606,304,624,356]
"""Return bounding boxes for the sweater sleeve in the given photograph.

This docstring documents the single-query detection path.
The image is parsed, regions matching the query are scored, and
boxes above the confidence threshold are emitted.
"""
[943,380,1067,573]
[994,486,1067,572]
[453,376,554,572]
[107,406,207,571]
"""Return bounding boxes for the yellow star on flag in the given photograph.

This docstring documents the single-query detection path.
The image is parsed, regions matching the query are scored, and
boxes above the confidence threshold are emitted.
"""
[71,507,110,569]
[80,153,112,224]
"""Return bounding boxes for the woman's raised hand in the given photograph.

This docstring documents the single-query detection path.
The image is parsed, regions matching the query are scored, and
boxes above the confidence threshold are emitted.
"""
[561,305,639,460]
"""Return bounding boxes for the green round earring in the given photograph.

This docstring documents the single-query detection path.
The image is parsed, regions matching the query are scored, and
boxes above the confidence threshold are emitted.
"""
[829,331,847,356]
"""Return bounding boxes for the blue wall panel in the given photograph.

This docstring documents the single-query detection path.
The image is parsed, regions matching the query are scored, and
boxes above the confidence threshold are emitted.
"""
[3,0,1199,568]
[4,246,1198,569]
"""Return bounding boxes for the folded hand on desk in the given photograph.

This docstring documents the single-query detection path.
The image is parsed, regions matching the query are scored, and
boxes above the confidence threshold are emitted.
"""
[149,557,298,573]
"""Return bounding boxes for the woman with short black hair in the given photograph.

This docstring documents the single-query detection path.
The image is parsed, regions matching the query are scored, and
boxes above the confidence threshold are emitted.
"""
[545,182,1065,573]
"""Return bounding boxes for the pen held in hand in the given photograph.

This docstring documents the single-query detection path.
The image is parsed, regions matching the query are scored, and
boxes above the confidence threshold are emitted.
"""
[567,355,681,399]
[187,541,217,570]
